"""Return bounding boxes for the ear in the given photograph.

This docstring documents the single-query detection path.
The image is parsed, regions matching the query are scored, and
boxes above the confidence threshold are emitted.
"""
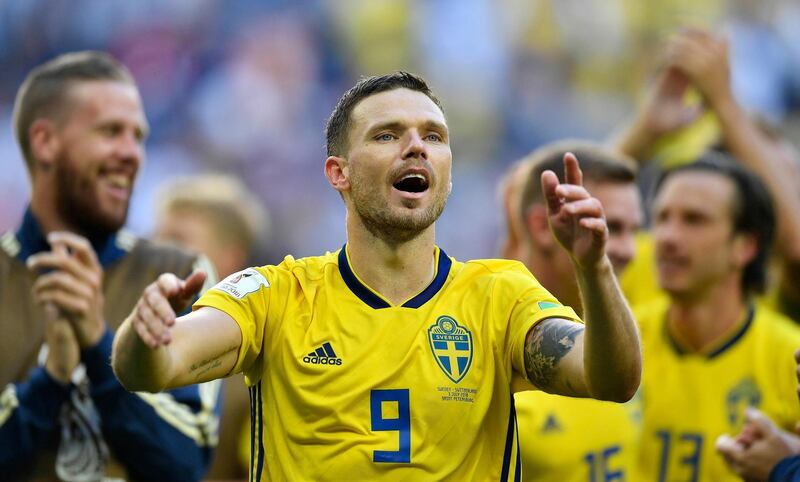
[525,204,555,250]
[28,119,60,169]
[325,156,350,193]
[732,232,758,269]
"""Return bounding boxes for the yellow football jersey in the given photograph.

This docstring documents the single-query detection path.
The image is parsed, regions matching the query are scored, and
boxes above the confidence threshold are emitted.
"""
[195,245,581,481]
[516,391,641,482]
[635,298,800,482]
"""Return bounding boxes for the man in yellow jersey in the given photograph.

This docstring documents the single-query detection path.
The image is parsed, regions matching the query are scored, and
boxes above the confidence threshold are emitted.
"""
[635,152,800,482]
[501,141,645,482]
[110,72,642,481]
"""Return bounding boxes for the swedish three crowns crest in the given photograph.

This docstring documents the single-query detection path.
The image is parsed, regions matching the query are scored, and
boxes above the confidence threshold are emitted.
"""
[428,316,473,383]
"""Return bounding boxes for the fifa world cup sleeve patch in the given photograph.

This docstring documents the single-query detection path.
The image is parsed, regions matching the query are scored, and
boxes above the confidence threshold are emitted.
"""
[212,268,270,299]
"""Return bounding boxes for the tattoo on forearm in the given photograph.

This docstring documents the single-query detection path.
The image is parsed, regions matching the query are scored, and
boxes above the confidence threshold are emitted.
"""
[524,318,583,391]
[190,345,237,379]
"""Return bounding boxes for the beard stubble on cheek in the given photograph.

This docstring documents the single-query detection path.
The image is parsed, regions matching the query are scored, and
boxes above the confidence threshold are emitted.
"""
[349,172,448,244]
[54,155,127,238]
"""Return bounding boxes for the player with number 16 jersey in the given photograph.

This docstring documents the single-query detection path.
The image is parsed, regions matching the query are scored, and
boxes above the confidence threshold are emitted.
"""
[195,246,581,481]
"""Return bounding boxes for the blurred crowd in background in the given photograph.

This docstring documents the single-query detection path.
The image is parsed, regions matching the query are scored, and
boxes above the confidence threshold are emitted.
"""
[1,0,799,264]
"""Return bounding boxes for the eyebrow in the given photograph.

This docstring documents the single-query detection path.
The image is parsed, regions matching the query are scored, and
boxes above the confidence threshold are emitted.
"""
[365,120,449,137]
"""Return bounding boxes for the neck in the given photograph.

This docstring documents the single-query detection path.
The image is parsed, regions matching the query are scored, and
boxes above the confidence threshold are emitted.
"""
[345,214,437,306]
[667,277,747,353]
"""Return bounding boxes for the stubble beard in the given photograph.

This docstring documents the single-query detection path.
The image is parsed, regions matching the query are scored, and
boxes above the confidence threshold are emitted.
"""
[350,180,448,246]
[55,154,128,240]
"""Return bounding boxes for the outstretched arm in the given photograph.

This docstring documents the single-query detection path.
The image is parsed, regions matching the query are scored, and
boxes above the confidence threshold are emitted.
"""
[524,153,641,402]
[112,271,242,393]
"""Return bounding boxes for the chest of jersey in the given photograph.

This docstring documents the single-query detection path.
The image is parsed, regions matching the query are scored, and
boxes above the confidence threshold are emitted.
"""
[638,320,799,482]
[258,286,512,478]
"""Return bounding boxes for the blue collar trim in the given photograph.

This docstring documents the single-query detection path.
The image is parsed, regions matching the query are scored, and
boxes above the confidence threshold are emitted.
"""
[14,207,129,267]
[666,304,755,359]
[337,244,452,310]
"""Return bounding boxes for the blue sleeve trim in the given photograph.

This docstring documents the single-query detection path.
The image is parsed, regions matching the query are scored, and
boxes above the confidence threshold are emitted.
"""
[81,328,117,395]
[16,367,72,428]
[770,455,800,482]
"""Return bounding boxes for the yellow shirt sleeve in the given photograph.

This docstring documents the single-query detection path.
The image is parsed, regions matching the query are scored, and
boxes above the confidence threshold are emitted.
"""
[488,262,582,388]
[193,266,273,382]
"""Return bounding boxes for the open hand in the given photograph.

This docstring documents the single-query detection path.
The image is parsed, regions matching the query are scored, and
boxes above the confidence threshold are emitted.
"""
[665,28,731,109]
[131,271,207,348]
[540,152,609,271]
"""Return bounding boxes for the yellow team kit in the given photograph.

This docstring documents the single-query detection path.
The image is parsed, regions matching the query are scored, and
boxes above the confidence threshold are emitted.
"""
[195,246,581,481]
[635,298,800,482]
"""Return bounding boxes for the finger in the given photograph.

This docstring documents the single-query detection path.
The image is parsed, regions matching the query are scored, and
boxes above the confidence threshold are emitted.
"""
[43,302,61,324]
[144,285,177,327]
[36,290,90,316]
[180,271,208,300]
[33,271,94,301]
[563,197,604,218]
[554,184,592,203]
[794,347,800,365]
[666,36,704,69]
[563,153,582,186]
[655,66,690,97]
[27,252,100,289]
[136,299,170,346]
[744,407,774,436]
[540,170,562,214]
[156,273,184,298]
[734,424,758,447]
[715,434,744,460]
[47,231,101,270]
[133,308,161,349]
[579,217,609,236]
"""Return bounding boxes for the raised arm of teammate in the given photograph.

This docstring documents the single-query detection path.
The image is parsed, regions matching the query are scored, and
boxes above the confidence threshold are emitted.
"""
[522,153,641,402]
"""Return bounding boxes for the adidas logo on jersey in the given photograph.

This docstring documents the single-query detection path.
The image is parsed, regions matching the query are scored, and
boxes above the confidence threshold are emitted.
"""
[302,342,342,366]
[541,413,562,433]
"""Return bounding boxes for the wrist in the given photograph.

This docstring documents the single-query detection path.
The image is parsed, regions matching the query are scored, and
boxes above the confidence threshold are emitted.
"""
[706,86,736,115]
[575,256,614,279]
[79,318,107,349]
[44,360,73,385]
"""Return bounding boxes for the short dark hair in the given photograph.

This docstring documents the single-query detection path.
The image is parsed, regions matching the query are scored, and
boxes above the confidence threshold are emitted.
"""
[13,51,135,171]
[324,71,444,157]
[652,151,776,295]
[517,140,638,224]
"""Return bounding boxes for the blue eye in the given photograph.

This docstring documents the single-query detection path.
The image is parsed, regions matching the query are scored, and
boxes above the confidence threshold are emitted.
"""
[377,133,395,141]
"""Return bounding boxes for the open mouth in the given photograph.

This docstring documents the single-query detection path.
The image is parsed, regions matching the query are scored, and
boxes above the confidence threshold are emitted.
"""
[100,171,133,201]
[393,173,429,193]
[105,173,131,190]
